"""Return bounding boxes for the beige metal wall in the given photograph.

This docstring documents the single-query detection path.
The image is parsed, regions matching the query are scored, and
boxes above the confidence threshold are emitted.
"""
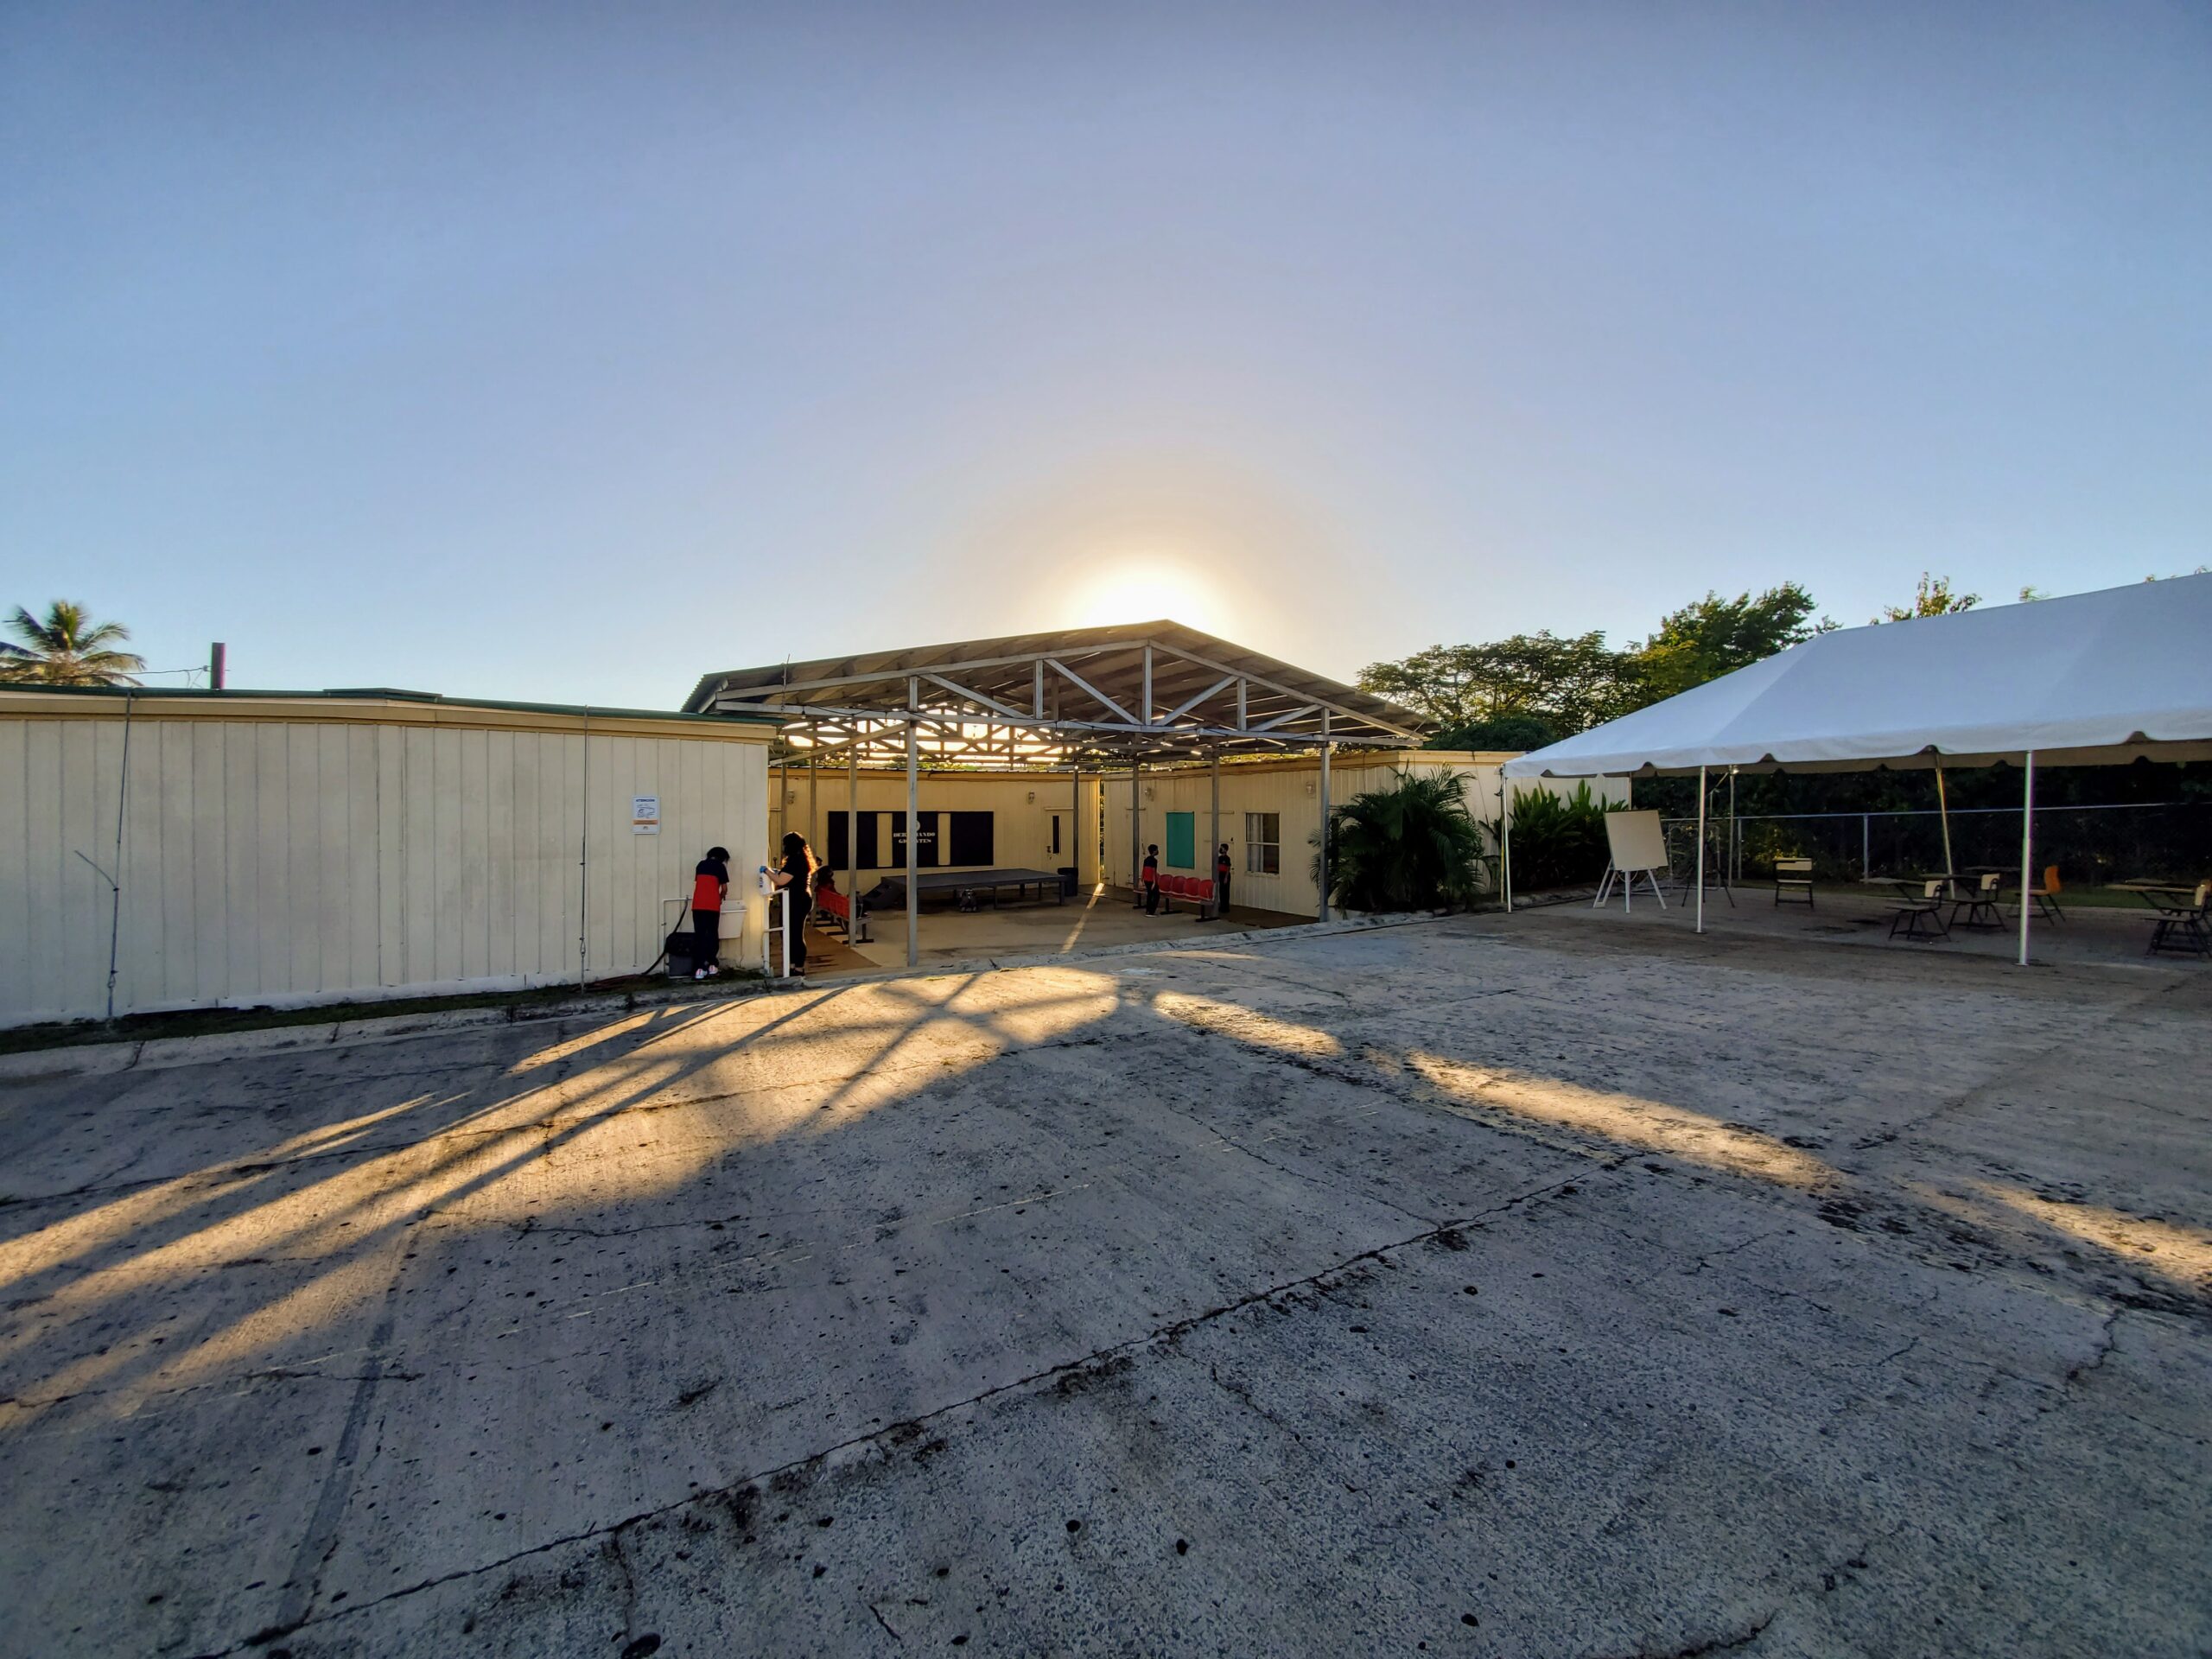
[1098,752,1628,918]
[772,766,1103,884]
[0,693,772,1027]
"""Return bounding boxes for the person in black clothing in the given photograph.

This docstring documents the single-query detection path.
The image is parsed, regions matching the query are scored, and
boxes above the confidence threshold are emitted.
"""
[1142,844,1161,914]
[1214,842,1232,919]
[768,831,819,976]
[690,846,730,980]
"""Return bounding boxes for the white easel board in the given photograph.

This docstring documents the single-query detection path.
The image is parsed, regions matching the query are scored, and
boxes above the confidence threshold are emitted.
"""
[1604,810,1668,874]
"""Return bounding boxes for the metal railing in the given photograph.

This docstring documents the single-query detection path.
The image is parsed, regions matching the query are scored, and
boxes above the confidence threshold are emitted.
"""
[1659,801,2211,888]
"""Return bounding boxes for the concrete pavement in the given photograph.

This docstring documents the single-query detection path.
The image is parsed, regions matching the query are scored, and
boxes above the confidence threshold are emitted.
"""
[1,909,2206,1656]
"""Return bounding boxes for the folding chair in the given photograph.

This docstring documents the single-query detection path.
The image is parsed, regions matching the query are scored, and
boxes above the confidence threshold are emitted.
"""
[2146,884,2211,959]
[1887,879,1950,942]
[2024,864,2064,922]
[1947,872,2003,930]
[1773,857,1815,909]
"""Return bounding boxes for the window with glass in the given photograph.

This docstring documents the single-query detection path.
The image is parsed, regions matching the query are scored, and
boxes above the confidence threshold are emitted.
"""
[1245,812,1281,875]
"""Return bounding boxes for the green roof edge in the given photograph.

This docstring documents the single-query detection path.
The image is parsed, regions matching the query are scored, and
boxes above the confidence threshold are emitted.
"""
[0,682,783,728]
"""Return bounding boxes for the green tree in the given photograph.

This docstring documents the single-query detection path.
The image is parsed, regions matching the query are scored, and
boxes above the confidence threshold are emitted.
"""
[1358,632,1644,738]
[1,601,146,685]
[1312,772,1486,912]
[1430,712,1559,753]
[1874,573,1979,623]
[1632,583,1830,699]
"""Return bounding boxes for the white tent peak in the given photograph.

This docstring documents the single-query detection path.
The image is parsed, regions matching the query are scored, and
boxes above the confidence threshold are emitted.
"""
[1503,573,2212,779]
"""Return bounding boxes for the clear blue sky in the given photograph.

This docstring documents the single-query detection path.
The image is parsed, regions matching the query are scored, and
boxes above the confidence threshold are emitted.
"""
[4,3,2207,706]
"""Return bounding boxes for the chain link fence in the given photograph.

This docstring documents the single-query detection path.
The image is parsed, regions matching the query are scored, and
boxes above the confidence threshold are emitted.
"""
[1661,802,2212,888]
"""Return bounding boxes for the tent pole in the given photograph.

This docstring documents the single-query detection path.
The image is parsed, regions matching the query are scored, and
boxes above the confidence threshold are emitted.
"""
[1317,712,1332,922]
[1936,759,1955,874]
[906,681,919,969]
[1695,765,1707,935]
[1500,775,1513,913]
[846,748,859,944]
[1209,747,1222,919]
[1129,760,1141,906]
[1728,766,1738,888]
[2018,752,2035,968]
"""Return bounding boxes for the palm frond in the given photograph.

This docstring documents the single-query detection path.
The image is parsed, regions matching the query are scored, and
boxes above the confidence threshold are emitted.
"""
[1,601,146,685]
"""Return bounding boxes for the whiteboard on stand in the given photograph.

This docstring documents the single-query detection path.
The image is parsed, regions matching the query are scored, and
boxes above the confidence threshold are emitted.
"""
[1604,810,1667,874]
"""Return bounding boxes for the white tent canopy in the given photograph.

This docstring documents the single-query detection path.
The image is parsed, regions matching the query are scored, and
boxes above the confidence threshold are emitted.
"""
[1503,574,2212,780]
[1493,575,2212,964]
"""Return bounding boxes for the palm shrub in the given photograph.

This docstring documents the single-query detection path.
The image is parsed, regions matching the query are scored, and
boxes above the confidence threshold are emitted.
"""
[2,601,145,685]
[1310,771,1486,913]
[1481,781,1618,890]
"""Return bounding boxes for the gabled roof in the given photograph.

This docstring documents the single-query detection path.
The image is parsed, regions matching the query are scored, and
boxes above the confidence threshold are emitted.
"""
[684,620,1427,766]
[1505,575,2212,778]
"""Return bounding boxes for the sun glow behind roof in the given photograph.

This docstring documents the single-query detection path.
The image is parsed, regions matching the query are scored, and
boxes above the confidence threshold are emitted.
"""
[1062,556,1232,638]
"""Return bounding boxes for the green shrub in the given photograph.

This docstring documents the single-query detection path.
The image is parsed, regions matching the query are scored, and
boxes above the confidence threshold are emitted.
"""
[1484,782,1620,891]
[1311,771,1486,913]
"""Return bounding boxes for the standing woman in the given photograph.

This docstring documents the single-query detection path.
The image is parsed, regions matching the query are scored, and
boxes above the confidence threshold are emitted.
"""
[769,830,819,978]
[1214,842,1233,920]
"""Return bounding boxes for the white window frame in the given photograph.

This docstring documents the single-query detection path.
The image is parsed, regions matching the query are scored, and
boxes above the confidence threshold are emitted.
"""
[1245,812,1281,875]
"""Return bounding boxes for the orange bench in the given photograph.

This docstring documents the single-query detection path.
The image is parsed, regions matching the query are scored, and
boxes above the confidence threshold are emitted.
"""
[810,885,870,944]
[1157,874,1218,918]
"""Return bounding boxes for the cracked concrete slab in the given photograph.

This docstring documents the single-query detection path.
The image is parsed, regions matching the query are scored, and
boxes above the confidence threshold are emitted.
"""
[1,908,2207,1656]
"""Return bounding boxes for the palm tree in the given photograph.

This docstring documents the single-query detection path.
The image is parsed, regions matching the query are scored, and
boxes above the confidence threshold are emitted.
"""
[1312,771,1486,914]
[1,601,146,685]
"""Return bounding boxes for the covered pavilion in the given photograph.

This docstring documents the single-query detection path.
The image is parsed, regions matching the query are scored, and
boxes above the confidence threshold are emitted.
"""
[1502,575,2212,965]
[684,621,1427,965]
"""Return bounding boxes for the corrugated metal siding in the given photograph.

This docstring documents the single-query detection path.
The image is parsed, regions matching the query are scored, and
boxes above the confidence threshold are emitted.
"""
[0,711,768,1026]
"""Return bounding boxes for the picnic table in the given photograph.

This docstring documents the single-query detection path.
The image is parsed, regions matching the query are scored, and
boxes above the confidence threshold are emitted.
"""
[1858,874,1955,941]
[2109,880,2211,958]
[1860,870,2011,931]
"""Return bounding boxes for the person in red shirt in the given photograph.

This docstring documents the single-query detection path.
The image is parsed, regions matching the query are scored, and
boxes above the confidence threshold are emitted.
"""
[1142,844,1161,914]
[1214,842,1232,919]
[690,846,729,980]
